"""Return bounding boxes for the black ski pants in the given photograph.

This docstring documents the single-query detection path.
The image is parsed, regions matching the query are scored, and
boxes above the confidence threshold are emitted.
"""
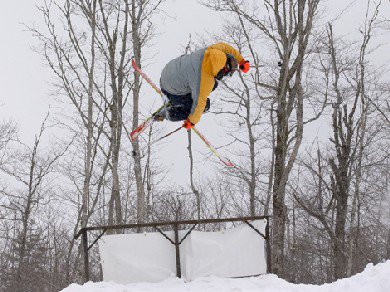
[161,89,210,122]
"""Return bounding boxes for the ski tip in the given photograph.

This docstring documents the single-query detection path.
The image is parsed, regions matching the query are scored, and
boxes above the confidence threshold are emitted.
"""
[129,131,139,142]
[131,59,137,69]
[223,161,235,168]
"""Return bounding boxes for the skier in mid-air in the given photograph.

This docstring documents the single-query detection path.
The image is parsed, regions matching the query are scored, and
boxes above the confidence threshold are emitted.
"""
[154,42,250,129]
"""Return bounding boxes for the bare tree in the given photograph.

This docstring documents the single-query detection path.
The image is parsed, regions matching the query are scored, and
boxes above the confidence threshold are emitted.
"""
[130,0,165,225]
[215,23,271,217]
[345,1,381,275]
[293,1,384,280]
[326,3,381,277]
[204,0,320,275]
[187,131,202,219]
[0,114,70,291]
[0,120,17,168]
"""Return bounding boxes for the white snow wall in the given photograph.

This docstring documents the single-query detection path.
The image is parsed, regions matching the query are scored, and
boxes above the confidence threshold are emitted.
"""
[98,219,267,284]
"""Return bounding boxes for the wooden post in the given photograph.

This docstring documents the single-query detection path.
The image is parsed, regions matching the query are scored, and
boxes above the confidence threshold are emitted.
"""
[173,223,181,278]
[82,230,90,282]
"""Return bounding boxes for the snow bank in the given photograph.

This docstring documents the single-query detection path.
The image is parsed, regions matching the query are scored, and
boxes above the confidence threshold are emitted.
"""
[61,260,390,292]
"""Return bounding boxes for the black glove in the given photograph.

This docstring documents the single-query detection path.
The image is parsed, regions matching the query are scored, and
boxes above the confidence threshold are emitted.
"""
[212,79,219,91]
[204,98,210,113]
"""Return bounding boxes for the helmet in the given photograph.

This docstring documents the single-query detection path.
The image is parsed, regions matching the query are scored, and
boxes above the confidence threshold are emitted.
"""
[216,54,238,80]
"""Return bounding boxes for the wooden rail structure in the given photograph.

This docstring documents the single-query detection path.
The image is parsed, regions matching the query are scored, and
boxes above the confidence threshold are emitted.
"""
[75,216,271,282]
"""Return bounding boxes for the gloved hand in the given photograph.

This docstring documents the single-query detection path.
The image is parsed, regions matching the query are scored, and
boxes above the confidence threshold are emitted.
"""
[182,119,194,130]
[239,60,250,73]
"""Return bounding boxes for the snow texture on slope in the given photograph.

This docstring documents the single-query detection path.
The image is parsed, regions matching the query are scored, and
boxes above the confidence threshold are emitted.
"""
[61,260,390,292]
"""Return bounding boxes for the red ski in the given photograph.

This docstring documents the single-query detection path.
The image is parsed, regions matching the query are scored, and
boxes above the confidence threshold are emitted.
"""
[130,59,166,141]
[132,59,163,96]
[130,116,155,142]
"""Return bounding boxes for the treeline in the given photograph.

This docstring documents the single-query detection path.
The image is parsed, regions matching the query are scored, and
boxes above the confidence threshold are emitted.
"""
[0,0,389,291]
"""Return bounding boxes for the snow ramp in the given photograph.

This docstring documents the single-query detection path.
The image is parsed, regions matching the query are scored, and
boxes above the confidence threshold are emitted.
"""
[61,260,390,292]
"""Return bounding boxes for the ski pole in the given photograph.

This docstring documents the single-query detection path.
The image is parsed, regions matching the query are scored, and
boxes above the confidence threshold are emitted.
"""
[154,125,183,143]
[191,126,235,168]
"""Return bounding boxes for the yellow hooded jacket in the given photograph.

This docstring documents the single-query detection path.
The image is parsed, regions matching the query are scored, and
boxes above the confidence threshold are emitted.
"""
[160,42,244,124]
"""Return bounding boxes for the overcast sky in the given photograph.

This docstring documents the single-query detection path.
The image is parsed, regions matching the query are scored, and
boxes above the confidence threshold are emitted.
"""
[0,0,389,185]
[0,0,222,142]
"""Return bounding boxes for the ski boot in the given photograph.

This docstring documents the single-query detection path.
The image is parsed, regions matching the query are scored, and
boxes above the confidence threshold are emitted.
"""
[152,106,168,122]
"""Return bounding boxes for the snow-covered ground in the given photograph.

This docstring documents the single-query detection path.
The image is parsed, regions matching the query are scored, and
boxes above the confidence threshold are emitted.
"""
[61,261,390,292]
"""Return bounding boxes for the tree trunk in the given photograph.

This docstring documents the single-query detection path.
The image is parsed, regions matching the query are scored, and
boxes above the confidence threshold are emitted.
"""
[131,1,146,226]
[187,130,201,219]
[246,97,256,216]
[333,191,348,279]
[387,230,390,260]
[81,0,96,230]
